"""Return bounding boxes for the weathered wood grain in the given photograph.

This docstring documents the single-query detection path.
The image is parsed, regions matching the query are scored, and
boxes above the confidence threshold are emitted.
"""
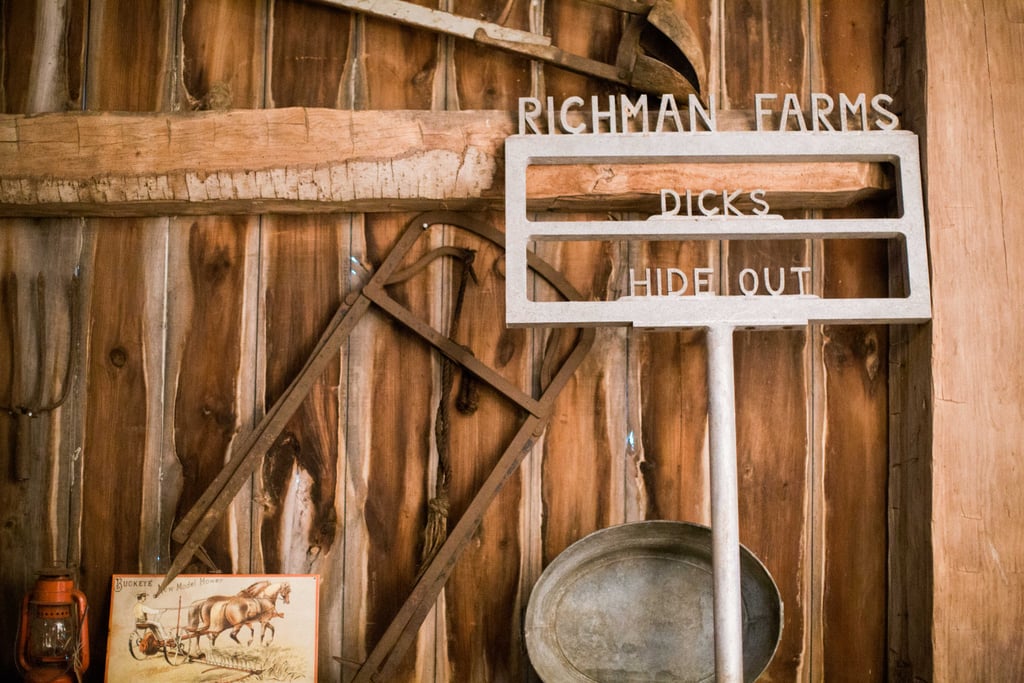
[269,0,351,108]
[452,1,533,109]
[885,1,933,680]
[0,3,90,679]
[815,2,890,679]
[80,217,168,680]
[0,0,81,113]
[631,0,716,531]
[84,0,175,112]
[0,109,505,216]
[0,108,892,217]
[294,2,441,679]
[180,0,267,110]
[723,1,811,680]
[77,2,178,680]
[536,250,629,562]
[166,217,255,575]
[543,0,620,100]
[352,216,436,682]
[635,324,712,524]
[168,0,268,589]
[445,5,533,679]
[258,214,344,577]
[926,1,1024,680]
[0,0,87,114]
[0,2,40,113]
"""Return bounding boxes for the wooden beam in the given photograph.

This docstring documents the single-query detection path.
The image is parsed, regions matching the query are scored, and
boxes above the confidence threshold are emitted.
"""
[924,1,1024,681]
[0,108,891,217]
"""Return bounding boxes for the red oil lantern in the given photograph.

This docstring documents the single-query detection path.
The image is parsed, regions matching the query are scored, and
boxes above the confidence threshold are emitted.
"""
[16,568,90,683]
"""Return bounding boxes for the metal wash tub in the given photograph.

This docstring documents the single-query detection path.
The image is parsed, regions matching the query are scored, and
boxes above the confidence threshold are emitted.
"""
[525,521,782,682]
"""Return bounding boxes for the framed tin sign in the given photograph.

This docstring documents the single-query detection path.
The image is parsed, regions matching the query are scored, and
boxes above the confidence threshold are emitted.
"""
[104,574,319,683]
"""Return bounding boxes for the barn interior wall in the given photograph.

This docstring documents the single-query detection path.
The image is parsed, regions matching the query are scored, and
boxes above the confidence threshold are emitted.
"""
[6,0,1007,681]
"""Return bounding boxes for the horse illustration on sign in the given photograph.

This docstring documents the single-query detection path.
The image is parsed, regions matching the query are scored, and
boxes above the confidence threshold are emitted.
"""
[105,574,318,683]
[188,580,292,649]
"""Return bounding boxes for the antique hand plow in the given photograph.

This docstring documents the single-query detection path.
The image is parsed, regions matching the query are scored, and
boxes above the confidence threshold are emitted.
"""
[160,211,595,681]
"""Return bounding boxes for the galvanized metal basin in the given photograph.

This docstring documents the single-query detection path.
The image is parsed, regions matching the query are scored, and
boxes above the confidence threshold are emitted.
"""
[525,521,782,682]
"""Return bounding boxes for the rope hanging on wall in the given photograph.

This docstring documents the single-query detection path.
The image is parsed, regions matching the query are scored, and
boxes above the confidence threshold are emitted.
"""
[420,248,478,571]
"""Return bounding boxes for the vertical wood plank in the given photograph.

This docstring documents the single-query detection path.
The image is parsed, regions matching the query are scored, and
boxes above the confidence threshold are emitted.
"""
[267,2,438,680]
[258,214,344,576]
[79,217,168,680]
[0,219,89,675]
[180,0,267,110]
[265,4,354,680]
[168,0,267,584]
[534,243,629,553]
[543,1,620,99]
[926,0,1024,680]
[451,2,532,109]
[885,1,932,680]
[268,0,351,108]
[83,0,176,111]
[635,326,711,525]
[722,1,811,680]
[633,0,718,530]
[0,2,90,678]
[441,223,532,682]
[0,0,88,113]
[78,2,178,679]
[445,3,533,679]
[164,217,258,575]
[349,220,436,682]
[0,2,39,113]
[814,3,890,679]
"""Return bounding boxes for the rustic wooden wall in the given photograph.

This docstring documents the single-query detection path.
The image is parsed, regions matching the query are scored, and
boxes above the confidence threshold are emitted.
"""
[921,0,1024,680]
[0,1,945,681]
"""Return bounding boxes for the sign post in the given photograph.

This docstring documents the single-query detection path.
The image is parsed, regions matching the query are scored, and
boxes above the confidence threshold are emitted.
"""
[506,128,930,682]
[706,323,744,682]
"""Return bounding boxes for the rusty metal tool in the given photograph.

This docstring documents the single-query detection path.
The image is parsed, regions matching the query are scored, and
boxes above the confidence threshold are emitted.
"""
[160,208,595,658]
[311,0,704,97]
[160,221,420,595]
[583,0,707,97]
[1,272,80,481]
[345,213,593,683]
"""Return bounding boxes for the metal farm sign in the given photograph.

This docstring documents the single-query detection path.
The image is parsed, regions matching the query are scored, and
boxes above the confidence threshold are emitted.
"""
[505,92,930,329]
[506,92,931,683]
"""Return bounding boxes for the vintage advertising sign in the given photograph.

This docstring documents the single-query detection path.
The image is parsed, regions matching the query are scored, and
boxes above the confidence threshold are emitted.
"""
[504,104,930,329]
[104,574,319,683]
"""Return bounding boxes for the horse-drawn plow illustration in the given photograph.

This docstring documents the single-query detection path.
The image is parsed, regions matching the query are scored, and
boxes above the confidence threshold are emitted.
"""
[105,575,318,682]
